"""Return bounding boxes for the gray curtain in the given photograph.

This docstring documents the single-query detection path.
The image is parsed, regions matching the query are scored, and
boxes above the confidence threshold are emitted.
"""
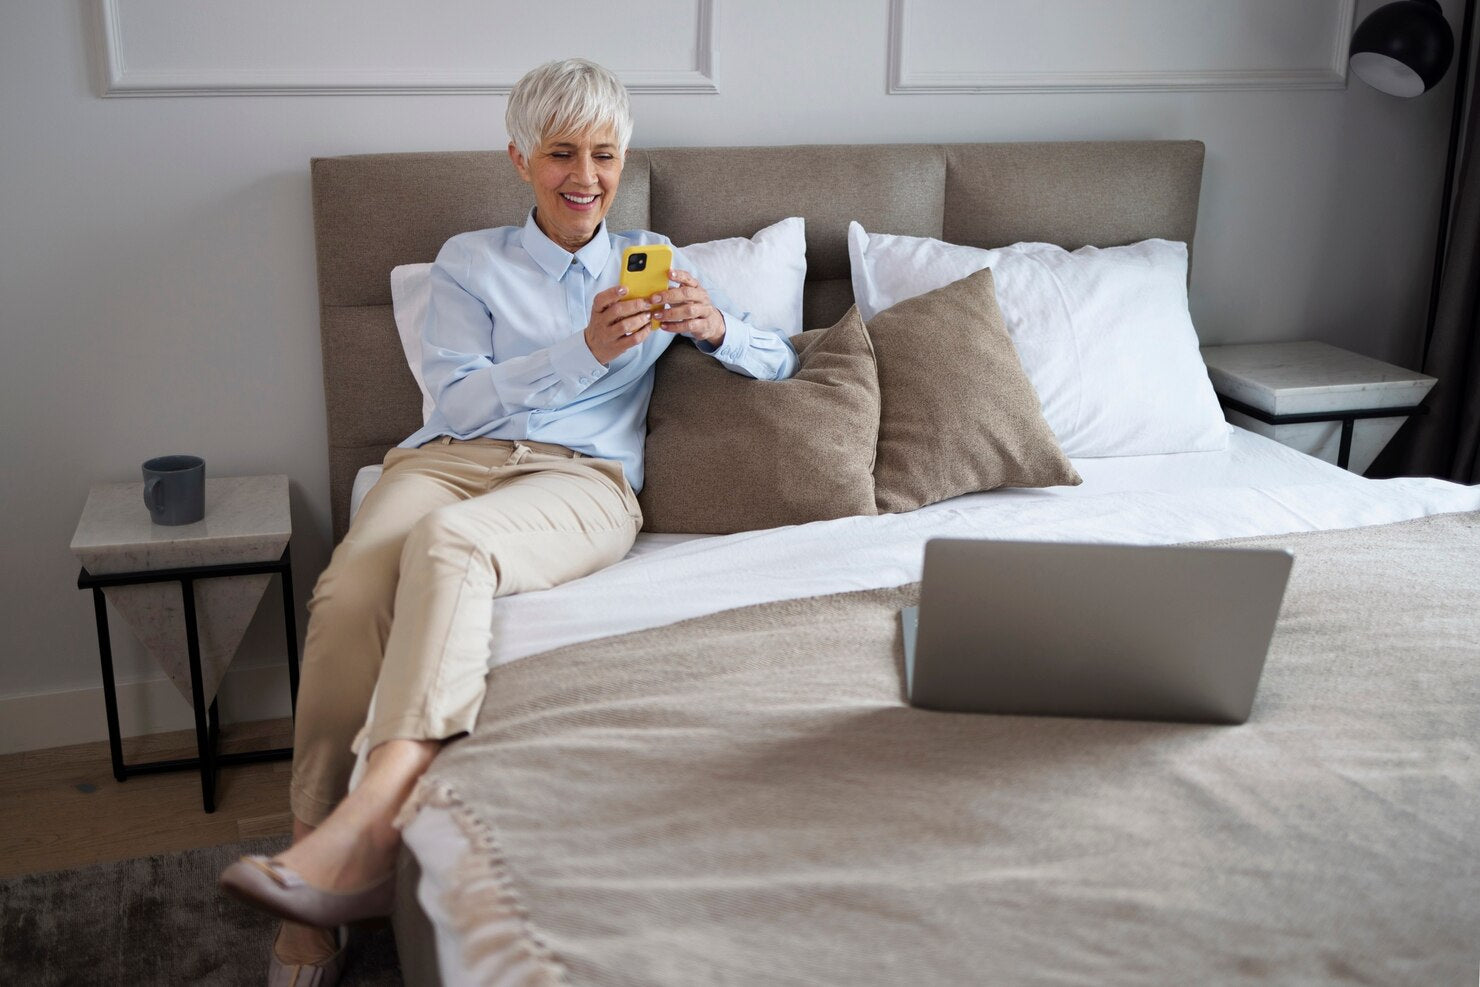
[1377,60,1480,483]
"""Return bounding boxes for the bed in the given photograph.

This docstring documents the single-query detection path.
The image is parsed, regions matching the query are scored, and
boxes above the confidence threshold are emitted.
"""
[310,142,1480,985]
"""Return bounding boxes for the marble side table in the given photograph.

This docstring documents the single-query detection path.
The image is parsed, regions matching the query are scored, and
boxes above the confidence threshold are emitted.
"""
[1200,341,1436,474]
[70,474,299,812]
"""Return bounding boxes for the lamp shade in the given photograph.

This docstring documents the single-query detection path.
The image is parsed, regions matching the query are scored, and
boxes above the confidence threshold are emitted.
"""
[1350,0,1456,96]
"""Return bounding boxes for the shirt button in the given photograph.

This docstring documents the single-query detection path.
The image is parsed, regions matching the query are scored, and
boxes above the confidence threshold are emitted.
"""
[579,376,590,386]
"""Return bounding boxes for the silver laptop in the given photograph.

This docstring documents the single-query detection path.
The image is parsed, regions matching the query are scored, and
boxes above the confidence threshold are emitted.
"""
[902,539,1294,724]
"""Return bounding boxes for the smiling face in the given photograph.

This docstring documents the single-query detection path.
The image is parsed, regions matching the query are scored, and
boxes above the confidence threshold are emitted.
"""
[509,128,624,253]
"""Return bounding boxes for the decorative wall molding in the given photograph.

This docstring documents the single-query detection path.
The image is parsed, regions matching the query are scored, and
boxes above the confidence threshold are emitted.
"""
[98,0,717,97]
[889,0,1356,93]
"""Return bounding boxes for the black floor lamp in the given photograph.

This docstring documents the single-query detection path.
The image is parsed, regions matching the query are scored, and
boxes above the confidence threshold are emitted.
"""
[1349,0,1477,366]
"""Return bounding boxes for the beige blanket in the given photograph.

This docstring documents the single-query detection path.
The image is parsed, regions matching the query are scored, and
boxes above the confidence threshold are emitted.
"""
[411,512,1480,985]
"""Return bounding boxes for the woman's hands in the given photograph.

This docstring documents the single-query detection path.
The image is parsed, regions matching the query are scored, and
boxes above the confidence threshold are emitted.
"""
[583,285,658,365]
[651,269,726,346]
[583,268,725,366]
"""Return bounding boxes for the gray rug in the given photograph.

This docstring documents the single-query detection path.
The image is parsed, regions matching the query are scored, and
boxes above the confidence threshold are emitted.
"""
[0,836,402,985]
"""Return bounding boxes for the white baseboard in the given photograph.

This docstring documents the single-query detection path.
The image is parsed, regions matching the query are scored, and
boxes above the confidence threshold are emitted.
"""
[0,662,294,755]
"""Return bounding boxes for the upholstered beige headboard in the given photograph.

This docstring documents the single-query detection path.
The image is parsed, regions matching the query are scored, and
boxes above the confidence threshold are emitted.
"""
[310,140,1205,541]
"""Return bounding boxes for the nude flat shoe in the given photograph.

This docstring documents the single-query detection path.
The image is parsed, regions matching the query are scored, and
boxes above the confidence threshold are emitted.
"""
[219,855,395,928]
[268,924,347,987]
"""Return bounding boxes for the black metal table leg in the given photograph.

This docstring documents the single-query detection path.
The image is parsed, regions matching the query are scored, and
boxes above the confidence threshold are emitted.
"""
[180,576,217,813]
[1337,419,1355,471]
[90,587,127,783]
[279,547,301,717]
[208,697,221,809]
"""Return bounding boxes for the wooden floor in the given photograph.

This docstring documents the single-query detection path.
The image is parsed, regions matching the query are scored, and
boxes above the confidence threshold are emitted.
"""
[0,718,295,879]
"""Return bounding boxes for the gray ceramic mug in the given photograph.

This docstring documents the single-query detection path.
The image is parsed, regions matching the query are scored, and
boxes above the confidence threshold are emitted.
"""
[142,455,206,525]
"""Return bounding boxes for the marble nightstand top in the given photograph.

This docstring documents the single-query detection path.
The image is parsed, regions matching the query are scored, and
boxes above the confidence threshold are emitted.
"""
[71,474,291,575]
[1199,341,1436,416]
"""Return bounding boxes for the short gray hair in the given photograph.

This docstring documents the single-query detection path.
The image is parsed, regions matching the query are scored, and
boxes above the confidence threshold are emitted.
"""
[506,59,633,160]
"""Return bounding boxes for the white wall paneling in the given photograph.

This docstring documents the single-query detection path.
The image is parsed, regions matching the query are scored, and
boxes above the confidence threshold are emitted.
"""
[890,0,1357,92]
[98,0,718,95]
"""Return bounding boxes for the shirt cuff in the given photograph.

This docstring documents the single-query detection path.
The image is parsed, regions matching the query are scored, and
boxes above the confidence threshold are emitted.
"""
[547,330,609,391]
[696,310,752,363]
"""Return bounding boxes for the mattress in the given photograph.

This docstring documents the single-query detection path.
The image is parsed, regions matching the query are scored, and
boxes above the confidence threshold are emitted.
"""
[363,429,1480,984]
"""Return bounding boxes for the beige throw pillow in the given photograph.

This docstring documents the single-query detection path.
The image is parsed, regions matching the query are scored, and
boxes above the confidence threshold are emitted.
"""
[640,308,881,534]
[867,267,1081,513]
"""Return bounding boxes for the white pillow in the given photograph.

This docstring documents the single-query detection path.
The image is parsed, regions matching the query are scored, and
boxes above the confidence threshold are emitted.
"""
[679,216,806,338]
[847,222,1228,458]
[391,217,808,423]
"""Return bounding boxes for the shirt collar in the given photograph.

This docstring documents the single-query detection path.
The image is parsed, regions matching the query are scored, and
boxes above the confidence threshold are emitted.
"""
[521,209,612,281]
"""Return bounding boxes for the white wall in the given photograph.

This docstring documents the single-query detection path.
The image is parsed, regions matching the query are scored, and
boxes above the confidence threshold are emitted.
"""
[0,0,1459,751]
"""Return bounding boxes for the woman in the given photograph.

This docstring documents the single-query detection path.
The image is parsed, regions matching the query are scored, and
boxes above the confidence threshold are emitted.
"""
[220,58,797,983]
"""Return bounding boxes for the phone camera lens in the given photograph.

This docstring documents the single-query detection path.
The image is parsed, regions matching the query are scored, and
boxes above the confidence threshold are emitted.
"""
[627,253,647,272]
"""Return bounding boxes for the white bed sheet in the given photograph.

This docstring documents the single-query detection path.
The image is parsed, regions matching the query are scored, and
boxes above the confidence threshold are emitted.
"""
[479,428,1480,668]
[371,428,1480,985]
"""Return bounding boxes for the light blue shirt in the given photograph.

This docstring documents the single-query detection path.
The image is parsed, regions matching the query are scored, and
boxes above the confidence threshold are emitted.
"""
[401,212,799,491]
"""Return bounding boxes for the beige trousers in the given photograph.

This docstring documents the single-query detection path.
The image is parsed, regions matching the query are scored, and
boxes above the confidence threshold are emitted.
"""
[288,437,642,826]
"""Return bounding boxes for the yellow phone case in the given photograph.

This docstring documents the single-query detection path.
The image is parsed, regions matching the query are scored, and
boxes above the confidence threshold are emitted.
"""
[620,244,674,329]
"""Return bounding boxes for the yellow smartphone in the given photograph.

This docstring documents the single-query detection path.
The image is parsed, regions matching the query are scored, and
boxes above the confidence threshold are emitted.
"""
[619,244,674,332]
